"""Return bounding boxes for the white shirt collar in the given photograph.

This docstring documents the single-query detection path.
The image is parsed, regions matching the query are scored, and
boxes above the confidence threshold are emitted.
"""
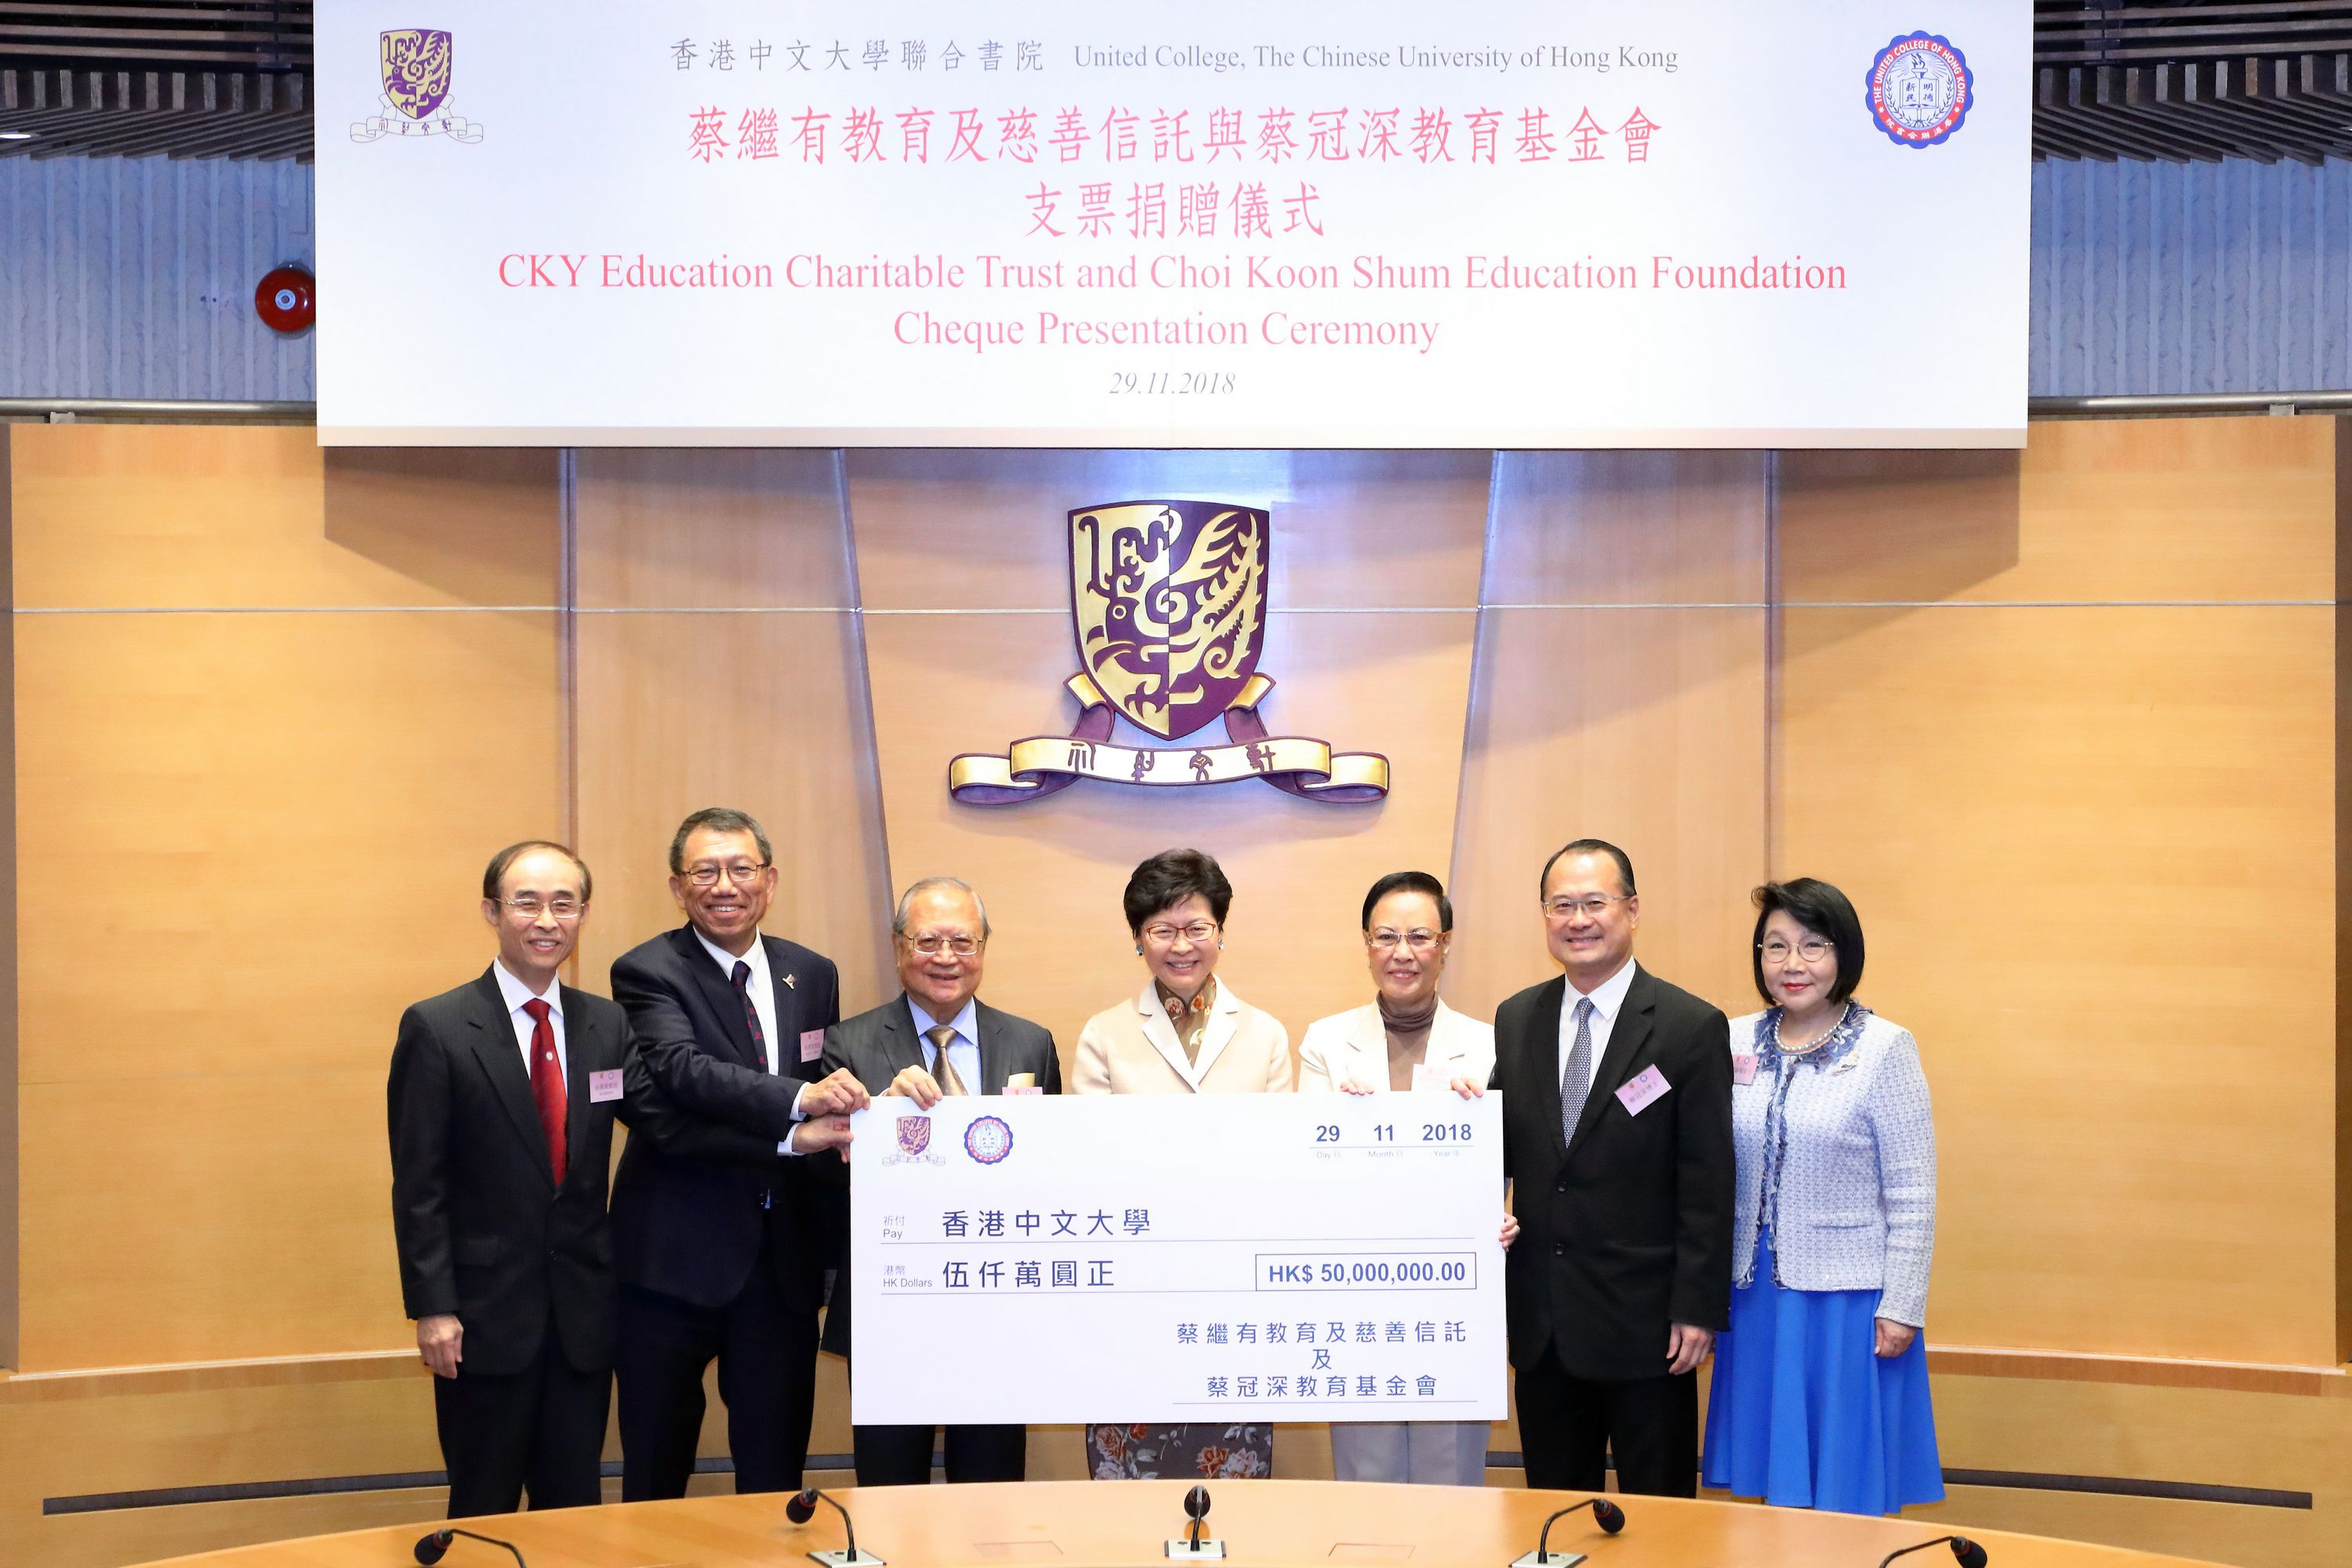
[492,959,562,1018]
[694,924,767,982]
[1566,956,1639,1021]
[907,993,979,1045]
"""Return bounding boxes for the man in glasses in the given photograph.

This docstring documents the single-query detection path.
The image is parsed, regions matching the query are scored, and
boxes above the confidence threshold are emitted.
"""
[608,808,872,1500]
[388,840,823,1516]
[819,875,1060,1486]
[1465,837,1733,1498]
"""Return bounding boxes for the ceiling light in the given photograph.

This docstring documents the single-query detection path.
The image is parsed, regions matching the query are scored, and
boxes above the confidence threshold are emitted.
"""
[0,129,38,141]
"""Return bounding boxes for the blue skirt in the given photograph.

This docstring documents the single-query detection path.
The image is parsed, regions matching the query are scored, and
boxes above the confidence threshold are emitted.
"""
[1701,1232,1944,1515]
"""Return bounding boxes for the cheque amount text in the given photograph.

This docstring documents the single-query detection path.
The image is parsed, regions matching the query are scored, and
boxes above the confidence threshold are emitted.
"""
[1258,1252,1478,1290]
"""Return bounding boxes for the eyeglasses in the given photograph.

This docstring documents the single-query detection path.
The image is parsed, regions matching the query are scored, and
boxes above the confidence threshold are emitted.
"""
[1543,894,1632,920]
[1142,920,1219,946]
[1367,929,1443,952]
[902,934,983,957]
[683,862,768,888]
[502,897,585,920]
[1759,938,1835,964]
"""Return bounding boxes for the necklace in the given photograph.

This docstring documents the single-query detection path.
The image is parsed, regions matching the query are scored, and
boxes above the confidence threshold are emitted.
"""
[1773,1002,1850,1056]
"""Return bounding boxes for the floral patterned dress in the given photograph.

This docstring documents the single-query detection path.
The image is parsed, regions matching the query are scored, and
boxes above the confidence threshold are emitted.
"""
[1088,1421,1272,1480]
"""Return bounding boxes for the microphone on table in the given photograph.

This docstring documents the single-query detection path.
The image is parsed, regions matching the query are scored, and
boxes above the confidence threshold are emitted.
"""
[1509,1497,1627,1566]
[786,1486,887,1567]
[412,1528,527,1568]
[1877,1537,1990,1568]
[1164,1483,1226,1559]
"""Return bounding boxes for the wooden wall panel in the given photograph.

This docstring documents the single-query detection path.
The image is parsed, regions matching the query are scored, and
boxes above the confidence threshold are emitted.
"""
[1446,452,1770,1024]
[10,426,565,1374]
[1778,425,2337,1367]
[849,448,1489,1065]
[570,448,893,1011]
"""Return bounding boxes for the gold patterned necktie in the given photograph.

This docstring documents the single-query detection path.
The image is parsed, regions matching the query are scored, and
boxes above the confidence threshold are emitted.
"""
[926,1023,968,1095]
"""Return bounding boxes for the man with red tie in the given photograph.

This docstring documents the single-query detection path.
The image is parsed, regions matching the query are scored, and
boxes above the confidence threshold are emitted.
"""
[388,840,849,1517]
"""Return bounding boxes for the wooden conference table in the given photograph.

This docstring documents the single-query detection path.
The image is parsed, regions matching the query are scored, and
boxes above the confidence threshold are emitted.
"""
[138,1482,2233,1568]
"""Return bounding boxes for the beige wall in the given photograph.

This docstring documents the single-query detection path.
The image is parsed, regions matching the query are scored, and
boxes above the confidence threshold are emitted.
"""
[0,419,2343,1568]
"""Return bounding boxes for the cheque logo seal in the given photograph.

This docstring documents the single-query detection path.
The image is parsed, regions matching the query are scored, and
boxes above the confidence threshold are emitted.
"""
[964,1115,1014,1165]
[896,1116,934,1157]
[1864,32,1973,148]
[351,27,485,144]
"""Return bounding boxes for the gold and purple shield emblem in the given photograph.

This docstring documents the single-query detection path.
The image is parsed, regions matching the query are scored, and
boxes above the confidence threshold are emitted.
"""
[896,1116,932,1156]
[379,29,455,119]
[1070,501,1269,741]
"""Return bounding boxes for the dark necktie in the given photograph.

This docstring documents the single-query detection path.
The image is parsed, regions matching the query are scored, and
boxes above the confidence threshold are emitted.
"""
[522,998,566,1184]
[731,960,771,1073]
[1559,996,1595,1149]
[926,1023,968,1095]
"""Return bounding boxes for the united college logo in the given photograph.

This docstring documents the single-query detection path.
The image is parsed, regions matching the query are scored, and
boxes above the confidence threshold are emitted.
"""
[949,501,1388,804]
[351,28,485,143]
[1864,32,1972,148]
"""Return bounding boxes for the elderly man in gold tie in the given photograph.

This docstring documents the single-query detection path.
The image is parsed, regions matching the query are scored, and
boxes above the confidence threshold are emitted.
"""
[818,876,1062,1486]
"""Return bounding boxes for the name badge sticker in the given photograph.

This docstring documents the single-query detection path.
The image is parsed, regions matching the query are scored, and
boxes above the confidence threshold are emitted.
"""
[1731,1053,1759,1086]
[1615,1065,1672,1116]
[589,1069,624,1103]
[799,1029,826,1062]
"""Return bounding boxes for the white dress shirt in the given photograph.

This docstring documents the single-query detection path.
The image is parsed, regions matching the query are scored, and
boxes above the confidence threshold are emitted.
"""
[908,994,983,1093]
[492,960,566,1080]
[692,924,810,1149]
[1558,956,1639,1094]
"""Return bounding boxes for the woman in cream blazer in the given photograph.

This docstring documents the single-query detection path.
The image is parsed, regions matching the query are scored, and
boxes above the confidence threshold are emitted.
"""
[1076,848,1291,1482]
[1298,870,1507,1487]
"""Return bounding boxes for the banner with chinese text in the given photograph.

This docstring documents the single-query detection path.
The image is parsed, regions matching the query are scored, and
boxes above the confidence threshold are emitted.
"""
[317,1,2030,447]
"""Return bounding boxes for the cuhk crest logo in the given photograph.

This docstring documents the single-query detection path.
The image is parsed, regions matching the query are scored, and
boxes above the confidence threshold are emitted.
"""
[1864,32,1972,148]
[352,27,485,143]
[897,1116,933,1157]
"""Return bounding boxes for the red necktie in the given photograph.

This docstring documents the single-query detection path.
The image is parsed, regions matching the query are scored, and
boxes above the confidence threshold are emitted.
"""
[522,998,567,1184]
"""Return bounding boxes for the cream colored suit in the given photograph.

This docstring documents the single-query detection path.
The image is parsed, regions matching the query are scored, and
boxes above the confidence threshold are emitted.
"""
[1298,996,1497,1487]
[1072,980,1294,1095]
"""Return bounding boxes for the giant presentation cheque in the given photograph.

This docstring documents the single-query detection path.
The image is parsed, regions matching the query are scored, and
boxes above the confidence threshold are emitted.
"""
[849,1094,1507,1425]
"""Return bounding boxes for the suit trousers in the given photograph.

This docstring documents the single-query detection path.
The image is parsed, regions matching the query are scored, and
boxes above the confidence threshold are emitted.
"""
[432,1331,609,1518]
[615,1235,818,1500]
[1514,1345,1699,1497]
[852,1421,1028,1486]
[1330,1419,1490,1486]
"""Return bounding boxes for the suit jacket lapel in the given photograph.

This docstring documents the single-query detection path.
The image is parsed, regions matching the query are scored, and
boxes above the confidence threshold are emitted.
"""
[764,934,807,1075]
[463,968,554,1188]
[882,999,927,1084]
[561,984,599,1186]
[1525,976,1573,1160]
[1569,966,1653,1154]
[677,926,763,1069]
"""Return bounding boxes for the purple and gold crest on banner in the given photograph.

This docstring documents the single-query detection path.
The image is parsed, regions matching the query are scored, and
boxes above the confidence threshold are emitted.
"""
[380,29,454,118]
[949,500,1387,806]
[896,1116,932,1157]
[351,27,485,144]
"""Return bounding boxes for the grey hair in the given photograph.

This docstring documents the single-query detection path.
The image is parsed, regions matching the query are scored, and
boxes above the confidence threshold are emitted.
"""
[893,875,991,938]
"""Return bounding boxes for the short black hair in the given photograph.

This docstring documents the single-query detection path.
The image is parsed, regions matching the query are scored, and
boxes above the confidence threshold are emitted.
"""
[670,807,774,874]
[1123,848,1233,934]
[1751,877,1866,1006]
[482,840,592,902]
[1538,837,1636,900]
[1361,870,1453,932]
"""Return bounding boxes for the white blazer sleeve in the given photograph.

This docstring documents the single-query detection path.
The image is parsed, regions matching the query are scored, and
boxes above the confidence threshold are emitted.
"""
[1297,1016,1342,1094]
[1867,1028,1937,1327]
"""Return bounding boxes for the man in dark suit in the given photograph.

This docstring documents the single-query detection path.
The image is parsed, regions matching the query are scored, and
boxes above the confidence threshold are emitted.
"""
[1472,837,1733,1498]
[821,875,1062,1486]
[389,840,845,1517]
[609,807,873,1501]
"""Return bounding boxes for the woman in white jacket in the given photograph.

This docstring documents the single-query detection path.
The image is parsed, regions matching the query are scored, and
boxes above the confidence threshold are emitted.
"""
[1299,870,1513,1486]
[1701,878,1942,1516]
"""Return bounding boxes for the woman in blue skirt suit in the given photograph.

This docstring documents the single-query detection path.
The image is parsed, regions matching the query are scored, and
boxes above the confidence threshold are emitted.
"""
[1701,878,1942,1515]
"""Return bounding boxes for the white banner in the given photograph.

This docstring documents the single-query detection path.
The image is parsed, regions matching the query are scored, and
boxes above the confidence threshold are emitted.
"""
[848,1094,1507,1425]
[316,1,2030,447]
